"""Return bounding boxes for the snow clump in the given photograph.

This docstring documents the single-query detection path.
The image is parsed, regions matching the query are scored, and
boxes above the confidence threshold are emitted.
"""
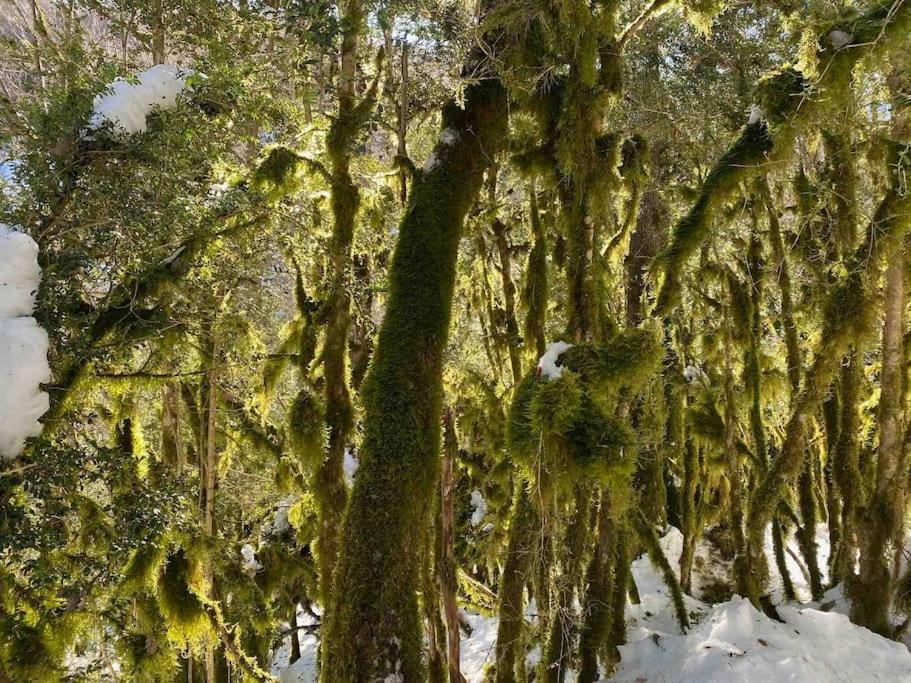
[0,225,50,459]
[536,341,573,380]
[87,64,193,137]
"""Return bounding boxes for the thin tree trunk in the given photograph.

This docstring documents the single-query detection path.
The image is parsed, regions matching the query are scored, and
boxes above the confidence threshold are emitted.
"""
[161,381,183,467]
[495,486,536,683]
[853,248,906,635]
[439,411,464,683]
[315,0,367,612]
[151,0,166,63]
[492,216,522,385]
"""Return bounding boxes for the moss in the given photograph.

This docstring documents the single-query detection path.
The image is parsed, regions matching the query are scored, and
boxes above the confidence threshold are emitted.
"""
[655,122,772,314]
[561,326,663,395]
[287,388,327,469]
[322,63,509,679]
[121,540,167,595]
[117,632,178,682]
[656,0,910,316]
[523,186,549,358]
[565,396,636,483]
[157,549,212,648]
[494,486,537,683]
[2,623,60,683]
[531,371,583,435]
[251,145,301,195]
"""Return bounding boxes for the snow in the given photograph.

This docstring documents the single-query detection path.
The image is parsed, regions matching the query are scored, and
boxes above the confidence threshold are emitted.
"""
[615,596,911,682]
[537,341,573,380]
[271,524,911,683]
[747,104,764,125]
[683,364,708,385]
[0,225,50,459]
[439,128,459,145]
[343,447,358,486]
[87,64,191,137]
[271,606,320,682]
[240,543,262,578]
[469,490,487,528]
[460,609,499,680]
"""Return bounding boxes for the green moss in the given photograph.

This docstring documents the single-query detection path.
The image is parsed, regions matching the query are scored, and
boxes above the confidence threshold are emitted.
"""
[322,66,509,680]
[121,541,167,595]
[117,632,178,682]
[157,550,212,648]
[2,623,60,683]
[655,122,772,314]
[252,145,301,194]
[531,371,583,435]
[565,396,636,483]
[562,327,663,395]
[287,388,327,469]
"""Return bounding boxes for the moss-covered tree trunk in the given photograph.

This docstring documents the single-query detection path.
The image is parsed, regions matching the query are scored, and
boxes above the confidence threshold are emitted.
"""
[321,61,507,679]
[315,0,362,608]
[439,411,463,683]
[494,486,536,683]
[852,247,906,635]
[742,141,911,604]
[577,491,617,683]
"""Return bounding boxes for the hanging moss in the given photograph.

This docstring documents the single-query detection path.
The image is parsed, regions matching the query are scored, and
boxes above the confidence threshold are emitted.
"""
[120,540,167,595]
[2,623,60,683]
[157,550,212,648]
[117,631,178,683]
[251,145,302,195]
[655,121,772,314]
[561,327,663,395]
[656,0,911,316]
[565,396,636,483]
[76,495,114,551]
[287,388,327,469]
[531,371,583,436]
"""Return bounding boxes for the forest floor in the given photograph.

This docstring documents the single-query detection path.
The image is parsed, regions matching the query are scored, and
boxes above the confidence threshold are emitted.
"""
[271,526,911,682]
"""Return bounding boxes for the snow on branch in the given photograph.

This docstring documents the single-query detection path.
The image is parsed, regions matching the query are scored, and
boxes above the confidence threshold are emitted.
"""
[0,225,50,459]
[87,64,194,137]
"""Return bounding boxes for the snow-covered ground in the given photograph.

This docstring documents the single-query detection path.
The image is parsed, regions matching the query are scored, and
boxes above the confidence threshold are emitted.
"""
[272,525,911,682]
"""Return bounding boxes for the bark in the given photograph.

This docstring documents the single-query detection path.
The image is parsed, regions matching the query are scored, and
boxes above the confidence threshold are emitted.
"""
[853,249,906,635]
[321,48,507,678]
[151,0,166,63]
[439,411,464,683]
[492,216,522,385]
[577,491,616,683]
[495,486,536,683]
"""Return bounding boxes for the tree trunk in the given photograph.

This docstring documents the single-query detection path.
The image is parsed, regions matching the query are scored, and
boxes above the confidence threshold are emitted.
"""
[151,0,166,63]
[853,248,906,635]
[495,486,536,683]
[314,0,364,611]
[439,411,464,683]
[321,50,507,679]
[492,216,522,385]
[161,381,183,467]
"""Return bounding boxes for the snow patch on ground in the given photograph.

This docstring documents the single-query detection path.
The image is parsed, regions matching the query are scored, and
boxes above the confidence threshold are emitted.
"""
[87,64,191,137]
[615,596,911,682]
[271,526,911,682]
[0,225,50,458]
